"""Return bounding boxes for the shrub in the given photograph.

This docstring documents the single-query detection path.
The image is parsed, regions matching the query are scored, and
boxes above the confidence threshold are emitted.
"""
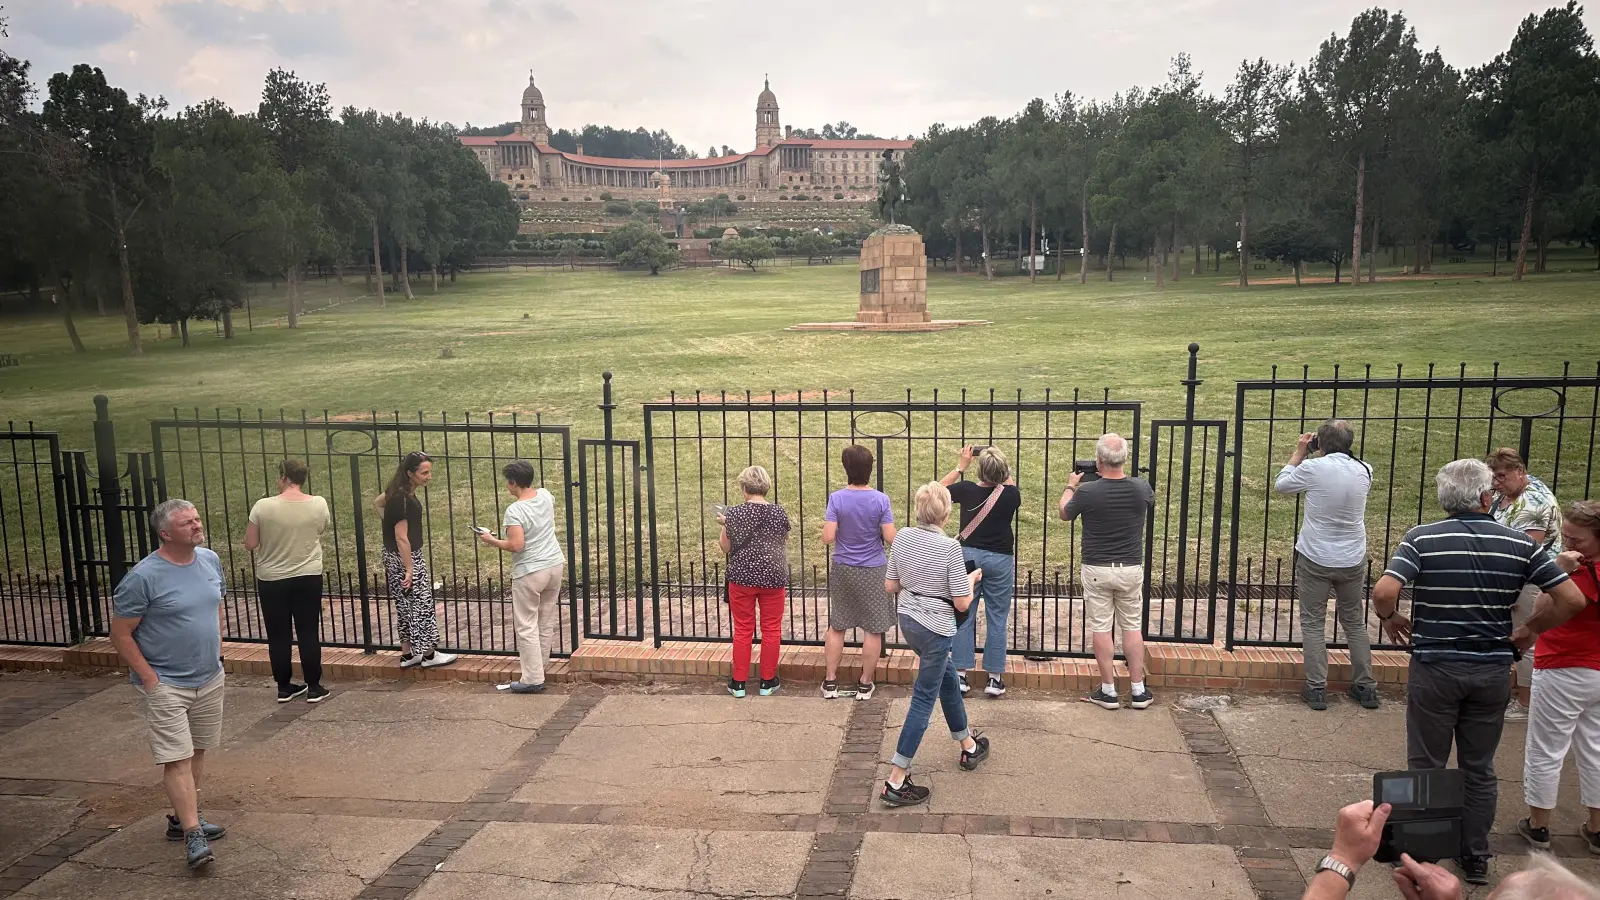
[834,192,844,200]
[561,197,569,202]
[717,193,729,200]
[736,194,746,201]
[604,200,634,217]
[599,191,613,201]
[779,195,788,200]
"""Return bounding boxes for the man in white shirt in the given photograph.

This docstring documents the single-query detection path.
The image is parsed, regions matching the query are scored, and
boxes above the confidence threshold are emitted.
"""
[1275,419,1376,711]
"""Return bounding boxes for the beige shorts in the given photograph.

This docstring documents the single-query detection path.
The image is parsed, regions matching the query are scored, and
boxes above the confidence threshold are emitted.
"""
[1083,564,1145,634]
[135,671,226,765]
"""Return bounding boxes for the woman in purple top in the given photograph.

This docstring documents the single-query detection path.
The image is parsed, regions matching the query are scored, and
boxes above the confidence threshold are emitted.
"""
[820,445,897,700]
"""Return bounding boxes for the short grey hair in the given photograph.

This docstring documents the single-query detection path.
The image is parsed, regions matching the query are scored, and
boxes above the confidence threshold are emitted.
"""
[1492,854,1600,900]
[1316,419,1355,456]
[913,481,952,527]
[150,499,197,536]
[1096,433,1129,468]
[977,447,1010,485]
[737,465,772,497]
[1437,459,1493,515]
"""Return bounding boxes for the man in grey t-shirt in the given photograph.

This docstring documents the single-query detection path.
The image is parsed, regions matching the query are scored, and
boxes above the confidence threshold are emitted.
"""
[1274,418,1376,711]
[1059,434,1156,711]
[109,499,228,869]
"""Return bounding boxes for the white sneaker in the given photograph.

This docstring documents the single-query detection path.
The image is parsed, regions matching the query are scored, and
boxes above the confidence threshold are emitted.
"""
[399,653,424,668]
[421,651,458,668]
[1505,699,1529,721]
[984,677,1006,698]
[957,673,970,694]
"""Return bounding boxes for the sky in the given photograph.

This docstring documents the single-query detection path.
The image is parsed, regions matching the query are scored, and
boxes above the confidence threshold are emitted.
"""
[4,0,1596,153]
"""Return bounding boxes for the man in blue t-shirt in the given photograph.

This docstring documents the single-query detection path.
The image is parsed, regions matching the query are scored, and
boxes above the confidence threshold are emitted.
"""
[1371,459,1585,885]
[110,498,228,870]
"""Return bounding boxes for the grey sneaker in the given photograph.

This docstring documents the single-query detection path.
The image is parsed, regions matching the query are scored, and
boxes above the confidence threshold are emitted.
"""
[1303,686,1328,711]
[166,814,225,842]
[1505,699,1529,721]
[1348,683,1380,710]
[495,681,546,694]
[184,828,213,869]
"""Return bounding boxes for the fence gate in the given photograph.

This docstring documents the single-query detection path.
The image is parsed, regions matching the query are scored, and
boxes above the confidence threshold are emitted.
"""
[0,427,77,645]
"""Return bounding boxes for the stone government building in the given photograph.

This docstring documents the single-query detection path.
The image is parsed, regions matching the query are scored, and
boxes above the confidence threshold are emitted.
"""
[460,76,913,202]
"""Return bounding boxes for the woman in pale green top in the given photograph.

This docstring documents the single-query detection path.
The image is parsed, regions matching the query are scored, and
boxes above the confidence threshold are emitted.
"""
[244,459,331,703]
[478,459,565,693]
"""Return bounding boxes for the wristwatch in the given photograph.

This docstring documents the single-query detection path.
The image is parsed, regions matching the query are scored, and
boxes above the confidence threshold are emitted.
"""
[1315,855,1356,888]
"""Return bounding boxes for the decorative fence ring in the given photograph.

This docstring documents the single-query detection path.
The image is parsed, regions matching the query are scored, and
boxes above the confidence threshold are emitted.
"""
[325,428,379,456]
[850,411,910,439]
[1492,386,1565,420]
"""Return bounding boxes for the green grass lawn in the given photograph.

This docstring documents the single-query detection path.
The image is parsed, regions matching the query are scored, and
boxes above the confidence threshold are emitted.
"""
[3,254,1598,446]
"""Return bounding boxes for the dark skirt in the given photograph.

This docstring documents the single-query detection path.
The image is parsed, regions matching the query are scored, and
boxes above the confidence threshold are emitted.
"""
[828,562,895,633]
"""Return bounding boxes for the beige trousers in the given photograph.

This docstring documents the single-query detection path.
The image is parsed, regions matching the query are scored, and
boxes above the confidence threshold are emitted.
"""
[512,564,564,685]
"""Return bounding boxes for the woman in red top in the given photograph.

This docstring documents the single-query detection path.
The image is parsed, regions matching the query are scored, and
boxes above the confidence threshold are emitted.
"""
[1521,500,1600,852]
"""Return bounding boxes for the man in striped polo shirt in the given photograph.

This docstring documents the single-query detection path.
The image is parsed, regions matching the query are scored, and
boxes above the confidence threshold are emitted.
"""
[1371,458,1586,885]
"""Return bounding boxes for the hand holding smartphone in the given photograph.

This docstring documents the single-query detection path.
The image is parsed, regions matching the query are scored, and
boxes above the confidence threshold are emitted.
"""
[470,525,492,536]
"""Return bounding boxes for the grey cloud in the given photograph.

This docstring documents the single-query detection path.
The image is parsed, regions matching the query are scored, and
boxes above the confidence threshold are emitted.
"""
[13,1,137,49]
[483,0,577,24]
[162,0,345,58]
[540,1,578,23]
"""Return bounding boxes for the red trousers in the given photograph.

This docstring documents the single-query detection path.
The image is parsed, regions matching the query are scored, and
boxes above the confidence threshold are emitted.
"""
[728,583,785,681]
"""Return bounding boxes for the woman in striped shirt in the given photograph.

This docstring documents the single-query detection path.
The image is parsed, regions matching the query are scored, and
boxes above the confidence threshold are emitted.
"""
[880,482,991,807]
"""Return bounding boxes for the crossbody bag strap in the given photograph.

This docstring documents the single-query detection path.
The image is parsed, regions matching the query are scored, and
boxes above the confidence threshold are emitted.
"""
[958,485,1006,542]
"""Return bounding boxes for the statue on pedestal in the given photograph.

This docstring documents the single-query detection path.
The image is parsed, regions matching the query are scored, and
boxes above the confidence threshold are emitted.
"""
[875,149,905,225]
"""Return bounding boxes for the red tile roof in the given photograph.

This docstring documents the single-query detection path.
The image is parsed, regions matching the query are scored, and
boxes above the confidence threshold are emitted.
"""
[779,139,915,150]
[553,151,755,169]
[456,137,914,165]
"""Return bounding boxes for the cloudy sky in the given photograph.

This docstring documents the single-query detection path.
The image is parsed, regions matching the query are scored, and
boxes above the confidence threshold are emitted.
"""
[5,0,1594,152]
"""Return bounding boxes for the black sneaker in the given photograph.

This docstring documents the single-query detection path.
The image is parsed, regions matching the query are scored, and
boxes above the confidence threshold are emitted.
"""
[1458,855,1490,885]
[1348,683,1380,710]
[166,814,225,841]
[820,679,840,699]
[853,682,876,701]
[1584,824,1600,855]
[306,684,331,703]
[277,683,308,703]
[1129,686,1154,709]
[984,677,1006,698]
[960,734,990,770]
[1518,818,1551,850]
[727,679,746,699]
[1303,686,1328,711]
[184,829,213,869]
[957,673,970,694]
[1084,686,1120,710]
[759,677,781,696]
[880,777,930,808]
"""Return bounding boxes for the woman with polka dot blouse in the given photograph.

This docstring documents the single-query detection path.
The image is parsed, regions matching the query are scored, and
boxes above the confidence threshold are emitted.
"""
[719,465,792,698]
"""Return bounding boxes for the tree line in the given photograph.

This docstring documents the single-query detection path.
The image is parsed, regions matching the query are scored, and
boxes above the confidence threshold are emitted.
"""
[0,49,520,354]
[899,3,1600,286]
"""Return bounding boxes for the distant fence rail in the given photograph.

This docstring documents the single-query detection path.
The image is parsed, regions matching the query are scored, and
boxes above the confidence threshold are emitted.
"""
[4,348,1597,662]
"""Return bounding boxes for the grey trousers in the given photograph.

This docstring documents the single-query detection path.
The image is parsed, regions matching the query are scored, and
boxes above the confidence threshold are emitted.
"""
[1296,556,1374,690]
[1406,659,1511,859]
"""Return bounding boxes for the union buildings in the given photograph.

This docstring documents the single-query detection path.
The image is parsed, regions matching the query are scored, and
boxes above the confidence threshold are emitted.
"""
[459,77,913,202]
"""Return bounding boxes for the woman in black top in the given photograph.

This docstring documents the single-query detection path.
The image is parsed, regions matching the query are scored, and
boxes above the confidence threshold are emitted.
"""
[378,452,456,668]
[940,446,1020,697]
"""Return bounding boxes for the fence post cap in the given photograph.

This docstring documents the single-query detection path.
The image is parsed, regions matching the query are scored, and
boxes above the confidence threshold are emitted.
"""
[1187,342,1200,354]
[93,395,110,419]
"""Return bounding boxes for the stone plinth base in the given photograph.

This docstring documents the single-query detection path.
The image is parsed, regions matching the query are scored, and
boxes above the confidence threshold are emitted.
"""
[857,227,928,325]
[787,320,991,333]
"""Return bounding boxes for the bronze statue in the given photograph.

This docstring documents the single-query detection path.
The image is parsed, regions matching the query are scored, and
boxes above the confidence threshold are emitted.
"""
[876,150,905,225]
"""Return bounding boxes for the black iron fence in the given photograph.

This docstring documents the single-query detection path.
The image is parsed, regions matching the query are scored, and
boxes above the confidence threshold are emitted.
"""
[3,347,1597,663]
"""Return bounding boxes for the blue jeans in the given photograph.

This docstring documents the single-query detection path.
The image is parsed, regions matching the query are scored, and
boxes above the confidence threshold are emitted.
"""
[893,614,971,769]
[953,547,1015,674]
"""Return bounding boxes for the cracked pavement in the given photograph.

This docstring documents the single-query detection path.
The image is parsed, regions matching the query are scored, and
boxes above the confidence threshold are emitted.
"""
[7,672,1600,899]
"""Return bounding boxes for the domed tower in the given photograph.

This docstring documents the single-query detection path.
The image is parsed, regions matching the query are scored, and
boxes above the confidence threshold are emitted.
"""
[755,76,781,148]
[518,72,550,143]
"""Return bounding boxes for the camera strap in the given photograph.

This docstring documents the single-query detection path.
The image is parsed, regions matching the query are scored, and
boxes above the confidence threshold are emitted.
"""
[959,485,1006,542]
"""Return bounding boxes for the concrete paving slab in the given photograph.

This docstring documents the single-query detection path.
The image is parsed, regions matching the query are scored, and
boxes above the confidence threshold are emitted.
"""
[518,695,849,816]
[0,796,82,868]
[205,683,564,803]
[1218,696,1592,836]
[0,674,114,701]
[850,833,1256,899]
[419,822,811,899]
[872,698,1213,821]
[15,810,438,900]
[0,677,277,786]
[1289,849,1600,899]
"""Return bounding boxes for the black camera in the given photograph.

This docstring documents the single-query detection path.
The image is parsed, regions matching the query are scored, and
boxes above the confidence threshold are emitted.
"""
[1372,769,1464,864]
[1072,459,1101,483]
[1307,435,1321,453]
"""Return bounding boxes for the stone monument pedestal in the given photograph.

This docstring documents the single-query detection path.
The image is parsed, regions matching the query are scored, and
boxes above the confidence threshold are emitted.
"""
[856,226,929,325]
[790,224,989,333]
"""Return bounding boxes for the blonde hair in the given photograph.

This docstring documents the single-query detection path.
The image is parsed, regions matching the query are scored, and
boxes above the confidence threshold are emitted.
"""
[1493,854,1600,900]
[977,447,1010,485]
[913,482,952,527]
[737,465,772,497]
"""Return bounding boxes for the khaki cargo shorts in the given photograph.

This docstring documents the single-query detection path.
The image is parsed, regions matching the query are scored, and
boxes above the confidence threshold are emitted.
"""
[135,671,226,765]
[1083,564,1145,634]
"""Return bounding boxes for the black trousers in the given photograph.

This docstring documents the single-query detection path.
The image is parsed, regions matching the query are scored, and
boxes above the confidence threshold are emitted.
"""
[1405,658,1510,859]
[258,575,324,689]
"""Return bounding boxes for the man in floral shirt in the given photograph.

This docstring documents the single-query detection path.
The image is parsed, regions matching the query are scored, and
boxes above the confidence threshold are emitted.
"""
[1488,448,1563,720]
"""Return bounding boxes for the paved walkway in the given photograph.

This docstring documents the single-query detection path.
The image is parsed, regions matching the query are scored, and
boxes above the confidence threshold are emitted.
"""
[1,672,1598,900]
